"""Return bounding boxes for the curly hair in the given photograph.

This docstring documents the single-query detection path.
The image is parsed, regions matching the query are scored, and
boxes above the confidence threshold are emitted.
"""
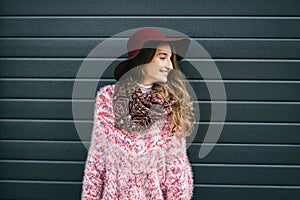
[119,42,195,137]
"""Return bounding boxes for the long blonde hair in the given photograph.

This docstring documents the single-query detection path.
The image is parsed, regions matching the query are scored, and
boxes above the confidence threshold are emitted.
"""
[120,42,195,137]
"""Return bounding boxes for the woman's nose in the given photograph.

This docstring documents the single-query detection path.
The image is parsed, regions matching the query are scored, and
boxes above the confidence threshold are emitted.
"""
[166,60,173,70]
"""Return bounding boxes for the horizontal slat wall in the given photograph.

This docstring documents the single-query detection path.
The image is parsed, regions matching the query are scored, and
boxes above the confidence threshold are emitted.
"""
[0,1,300,200]
[0,0,299,16]
[1,39,300,58]
[1,80,300,101]
[1,120,300,144]
[1,59,300,80]
[1,17,300,38]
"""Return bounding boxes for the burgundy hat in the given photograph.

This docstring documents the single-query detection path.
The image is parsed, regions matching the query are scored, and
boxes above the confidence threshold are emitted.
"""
[114,28,190,80]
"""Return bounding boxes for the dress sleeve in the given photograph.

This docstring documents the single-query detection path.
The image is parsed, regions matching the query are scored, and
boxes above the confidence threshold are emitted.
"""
[81,86,113,199]
[164,137,194,200]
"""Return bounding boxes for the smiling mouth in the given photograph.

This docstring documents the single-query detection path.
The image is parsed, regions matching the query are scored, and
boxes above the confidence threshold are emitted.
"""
[159,70,169,75]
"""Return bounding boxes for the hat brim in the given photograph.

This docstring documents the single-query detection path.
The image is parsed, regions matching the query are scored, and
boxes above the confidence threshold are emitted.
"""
[114,38,190,81]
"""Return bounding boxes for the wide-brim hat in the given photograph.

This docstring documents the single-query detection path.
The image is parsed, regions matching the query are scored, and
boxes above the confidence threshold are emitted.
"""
[114,28,190,80]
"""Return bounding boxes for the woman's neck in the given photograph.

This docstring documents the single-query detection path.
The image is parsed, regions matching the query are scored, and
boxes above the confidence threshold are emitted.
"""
[138,83,153,96]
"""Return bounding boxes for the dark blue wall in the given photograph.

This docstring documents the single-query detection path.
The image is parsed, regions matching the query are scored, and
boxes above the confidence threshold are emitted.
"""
[0,0,300,199]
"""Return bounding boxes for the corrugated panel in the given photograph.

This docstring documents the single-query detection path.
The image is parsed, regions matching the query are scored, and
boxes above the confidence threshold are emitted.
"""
[0,0,299,16]
[0,1,299,200]
[1,120,300,144]
[1,161,300,185]
[1,39,299,58]
[1,59,300,80]
[0,141,300,164]
[1,79,300,101]
[1,100,300,122]
[0,17,300,38]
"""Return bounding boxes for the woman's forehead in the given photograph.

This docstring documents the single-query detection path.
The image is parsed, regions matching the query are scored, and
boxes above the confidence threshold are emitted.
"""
[155,43,172,55]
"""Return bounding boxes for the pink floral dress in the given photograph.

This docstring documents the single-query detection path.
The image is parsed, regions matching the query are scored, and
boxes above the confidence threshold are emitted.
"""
[81,85,193,200]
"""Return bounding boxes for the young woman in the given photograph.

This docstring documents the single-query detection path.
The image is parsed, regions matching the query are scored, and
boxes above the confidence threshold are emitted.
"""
[81,28,195,200]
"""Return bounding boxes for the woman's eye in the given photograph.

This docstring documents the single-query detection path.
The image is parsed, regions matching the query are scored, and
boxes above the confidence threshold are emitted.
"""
[160,57,166,60]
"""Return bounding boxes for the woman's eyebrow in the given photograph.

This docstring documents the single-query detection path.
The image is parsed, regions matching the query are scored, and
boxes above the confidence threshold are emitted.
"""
[157,52,171,56]
[158,53,167,56]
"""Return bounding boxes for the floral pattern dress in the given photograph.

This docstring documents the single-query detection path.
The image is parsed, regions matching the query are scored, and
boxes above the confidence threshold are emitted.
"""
[81,85,193,200]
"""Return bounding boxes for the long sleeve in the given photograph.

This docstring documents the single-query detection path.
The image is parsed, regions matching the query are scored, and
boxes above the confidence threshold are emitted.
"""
[82,85,194,199]
[164,137,194,200]
[81,86,114,199]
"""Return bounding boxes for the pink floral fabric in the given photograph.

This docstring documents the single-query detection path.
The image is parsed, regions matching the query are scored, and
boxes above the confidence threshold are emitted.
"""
[81,85,193,200]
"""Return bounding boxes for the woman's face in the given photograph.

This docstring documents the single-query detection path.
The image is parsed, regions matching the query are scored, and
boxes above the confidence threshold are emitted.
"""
[140,43,174,85]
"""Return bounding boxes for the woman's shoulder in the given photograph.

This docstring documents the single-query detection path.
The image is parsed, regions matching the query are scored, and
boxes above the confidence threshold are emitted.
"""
[96,84,115,98]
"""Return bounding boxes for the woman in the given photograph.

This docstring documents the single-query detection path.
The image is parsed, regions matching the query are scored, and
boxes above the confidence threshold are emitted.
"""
[82,28,195,200]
